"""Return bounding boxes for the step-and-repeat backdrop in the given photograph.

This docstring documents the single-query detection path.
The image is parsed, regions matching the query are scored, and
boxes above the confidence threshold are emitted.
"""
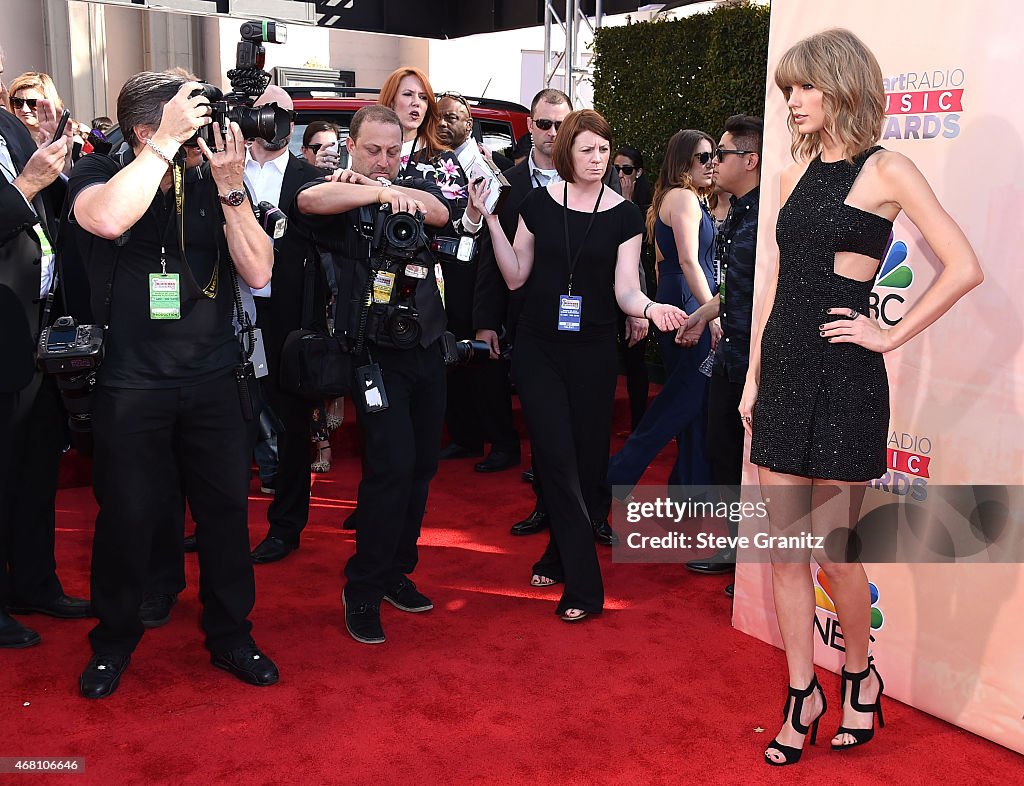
[733,0,1024,755]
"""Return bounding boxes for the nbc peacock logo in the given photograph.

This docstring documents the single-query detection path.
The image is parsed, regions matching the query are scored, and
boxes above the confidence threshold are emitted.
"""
[813,566,884,651]
[871,237,913,326]
[876,239,913,289]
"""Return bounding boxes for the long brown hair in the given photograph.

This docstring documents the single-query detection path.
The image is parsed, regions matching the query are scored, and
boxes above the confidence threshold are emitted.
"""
[774,28,885,163]
[646,129,714,242]
[378,66,445,158]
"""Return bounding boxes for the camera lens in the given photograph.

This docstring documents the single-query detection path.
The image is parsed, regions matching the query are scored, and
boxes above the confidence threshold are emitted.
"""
[387,311,422,349]
[384,213,421,252]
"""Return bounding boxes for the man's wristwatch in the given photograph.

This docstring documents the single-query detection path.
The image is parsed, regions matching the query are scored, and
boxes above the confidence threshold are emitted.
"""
[218,189,246,207]
[376,177,393,188]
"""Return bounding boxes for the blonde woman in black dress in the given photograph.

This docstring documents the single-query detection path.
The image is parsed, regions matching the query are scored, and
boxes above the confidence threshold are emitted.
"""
[741,29,983,765]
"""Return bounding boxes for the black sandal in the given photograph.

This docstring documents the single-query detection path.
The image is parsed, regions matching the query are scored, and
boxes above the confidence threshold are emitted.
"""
[764,675,827,766]
[832,660,885,751]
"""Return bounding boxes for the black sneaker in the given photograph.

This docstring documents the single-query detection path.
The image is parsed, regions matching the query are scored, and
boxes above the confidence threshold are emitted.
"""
[211,643,279,686]
[139,592,178,628]
[343,590,385,644]
[383,579,433,613]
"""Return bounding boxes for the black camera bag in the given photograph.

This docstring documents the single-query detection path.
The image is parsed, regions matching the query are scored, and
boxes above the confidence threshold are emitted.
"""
[279,242,357,399]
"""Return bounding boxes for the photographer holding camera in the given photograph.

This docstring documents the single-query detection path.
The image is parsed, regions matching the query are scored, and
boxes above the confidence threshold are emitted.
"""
[67,71,278,698]
[294,105,449,645]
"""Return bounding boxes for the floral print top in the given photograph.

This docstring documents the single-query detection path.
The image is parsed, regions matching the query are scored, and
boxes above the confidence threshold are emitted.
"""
[400,138,468,222]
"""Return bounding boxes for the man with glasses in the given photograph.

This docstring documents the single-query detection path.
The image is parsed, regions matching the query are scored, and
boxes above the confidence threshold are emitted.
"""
[679,115,763,596]
[476,89,619,544]
[436,92,521,474]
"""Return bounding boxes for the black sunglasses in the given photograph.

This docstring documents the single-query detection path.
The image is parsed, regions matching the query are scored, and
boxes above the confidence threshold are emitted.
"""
[693,151,715,166]
[12,97,38,111]
[533,118,562,131]
[438,91,470,110]
[715,147,754,162]
[614,164,637,175]
[305,142,334,154]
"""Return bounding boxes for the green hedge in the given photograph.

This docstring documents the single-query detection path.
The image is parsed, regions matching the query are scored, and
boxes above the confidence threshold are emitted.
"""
[593,2,770,180]
[593,2,769,380]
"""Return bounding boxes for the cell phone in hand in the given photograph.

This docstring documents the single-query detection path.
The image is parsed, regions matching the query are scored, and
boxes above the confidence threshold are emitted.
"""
[51,109,71,144]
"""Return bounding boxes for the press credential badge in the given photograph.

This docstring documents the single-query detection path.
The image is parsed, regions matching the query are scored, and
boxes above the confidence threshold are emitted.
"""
[149,273,181,319]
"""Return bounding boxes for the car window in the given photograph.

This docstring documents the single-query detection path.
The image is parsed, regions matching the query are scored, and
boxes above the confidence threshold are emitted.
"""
[291,111,353,166]
[478,120,513,158]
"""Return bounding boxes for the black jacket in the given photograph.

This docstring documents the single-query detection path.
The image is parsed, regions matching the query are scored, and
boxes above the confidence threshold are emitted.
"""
[0,111,59,393]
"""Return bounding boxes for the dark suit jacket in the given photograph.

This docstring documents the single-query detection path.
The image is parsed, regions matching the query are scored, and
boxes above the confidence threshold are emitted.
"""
[262,154,325,365]
[0,111,58,393]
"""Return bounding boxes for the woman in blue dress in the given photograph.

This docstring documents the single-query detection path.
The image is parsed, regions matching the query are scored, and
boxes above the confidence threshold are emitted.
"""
[607,129,719,493]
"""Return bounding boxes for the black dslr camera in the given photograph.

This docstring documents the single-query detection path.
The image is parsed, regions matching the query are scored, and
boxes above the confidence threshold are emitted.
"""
[186,21,292,148]
[36,316,105,443]
[366,204,432,350]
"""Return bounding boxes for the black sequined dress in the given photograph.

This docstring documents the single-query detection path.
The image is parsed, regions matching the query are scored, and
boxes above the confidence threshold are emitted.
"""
[750,147,891,482]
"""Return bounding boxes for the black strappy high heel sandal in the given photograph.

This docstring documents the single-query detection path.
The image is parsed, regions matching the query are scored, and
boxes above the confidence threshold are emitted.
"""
[764,676,827,766]
[832,660,885,751]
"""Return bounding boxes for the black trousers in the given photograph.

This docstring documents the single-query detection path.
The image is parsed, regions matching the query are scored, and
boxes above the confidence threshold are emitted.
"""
[617,309,650,430]
[706,369,744,536]
[344,344,445,604]
[445,360,519,454]
[0,376,65,607]
[513,331,617,614]
[89,373,257,656]
[254,296,312,546]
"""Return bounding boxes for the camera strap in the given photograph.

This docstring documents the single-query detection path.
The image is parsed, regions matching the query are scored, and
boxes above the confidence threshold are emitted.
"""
[171,161,219,299]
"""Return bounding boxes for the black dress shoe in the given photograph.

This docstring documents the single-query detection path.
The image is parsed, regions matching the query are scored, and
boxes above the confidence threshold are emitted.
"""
[0,612,40,648]
[183,534,198,553]
[383,579,433,613]
[592,519,619,547]
[7,593,92,619]
[685,548,737,575]
[211,643,279,686]
[474,450,521,473]
[521,467,535,484]
[438,443,484,460]
[343,589,385,644]
[250,536,296,564]
[80,653,130,699]
[510,509,548,536]
[139,592,178,628]
[725,583,735,598]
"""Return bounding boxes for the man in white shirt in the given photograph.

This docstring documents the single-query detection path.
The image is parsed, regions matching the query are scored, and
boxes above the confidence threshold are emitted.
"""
[244,86,326,565]
[436,93,521,473]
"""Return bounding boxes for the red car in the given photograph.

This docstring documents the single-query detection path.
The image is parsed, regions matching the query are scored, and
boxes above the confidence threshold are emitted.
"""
[283,86,530,166]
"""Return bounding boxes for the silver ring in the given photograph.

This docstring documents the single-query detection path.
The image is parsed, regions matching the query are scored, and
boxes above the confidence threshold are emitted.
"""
[848,308,858,319]
[742,415,752,423]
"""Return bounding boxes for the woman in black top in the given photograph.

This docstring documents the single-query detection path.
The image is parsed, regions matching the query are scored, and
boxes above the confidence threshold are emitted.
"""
[469,110,686,622]
[744,29,982,765]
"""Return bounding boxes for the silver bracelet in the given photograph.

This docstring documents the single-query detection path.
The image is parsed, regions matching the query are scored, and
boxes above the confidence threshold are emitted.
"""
[144,138,174,166]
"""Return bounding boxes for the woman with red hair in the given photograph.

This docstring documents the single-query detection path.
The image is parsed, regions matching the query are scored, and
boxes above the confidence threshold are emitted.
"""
[377,66,466,206]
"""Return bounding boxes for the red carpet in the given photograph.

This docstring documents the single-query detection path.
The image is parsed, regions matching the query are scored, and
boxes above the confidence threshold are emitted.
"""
[4,386,1021,784]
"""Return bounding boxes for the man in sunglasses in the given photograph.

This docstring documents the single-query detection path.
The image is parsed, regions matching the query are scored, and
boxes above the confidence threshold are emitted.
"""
[678,115,763,596]
[476,89,619,544]
[243,86,326,566]
[0,43,88,649]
